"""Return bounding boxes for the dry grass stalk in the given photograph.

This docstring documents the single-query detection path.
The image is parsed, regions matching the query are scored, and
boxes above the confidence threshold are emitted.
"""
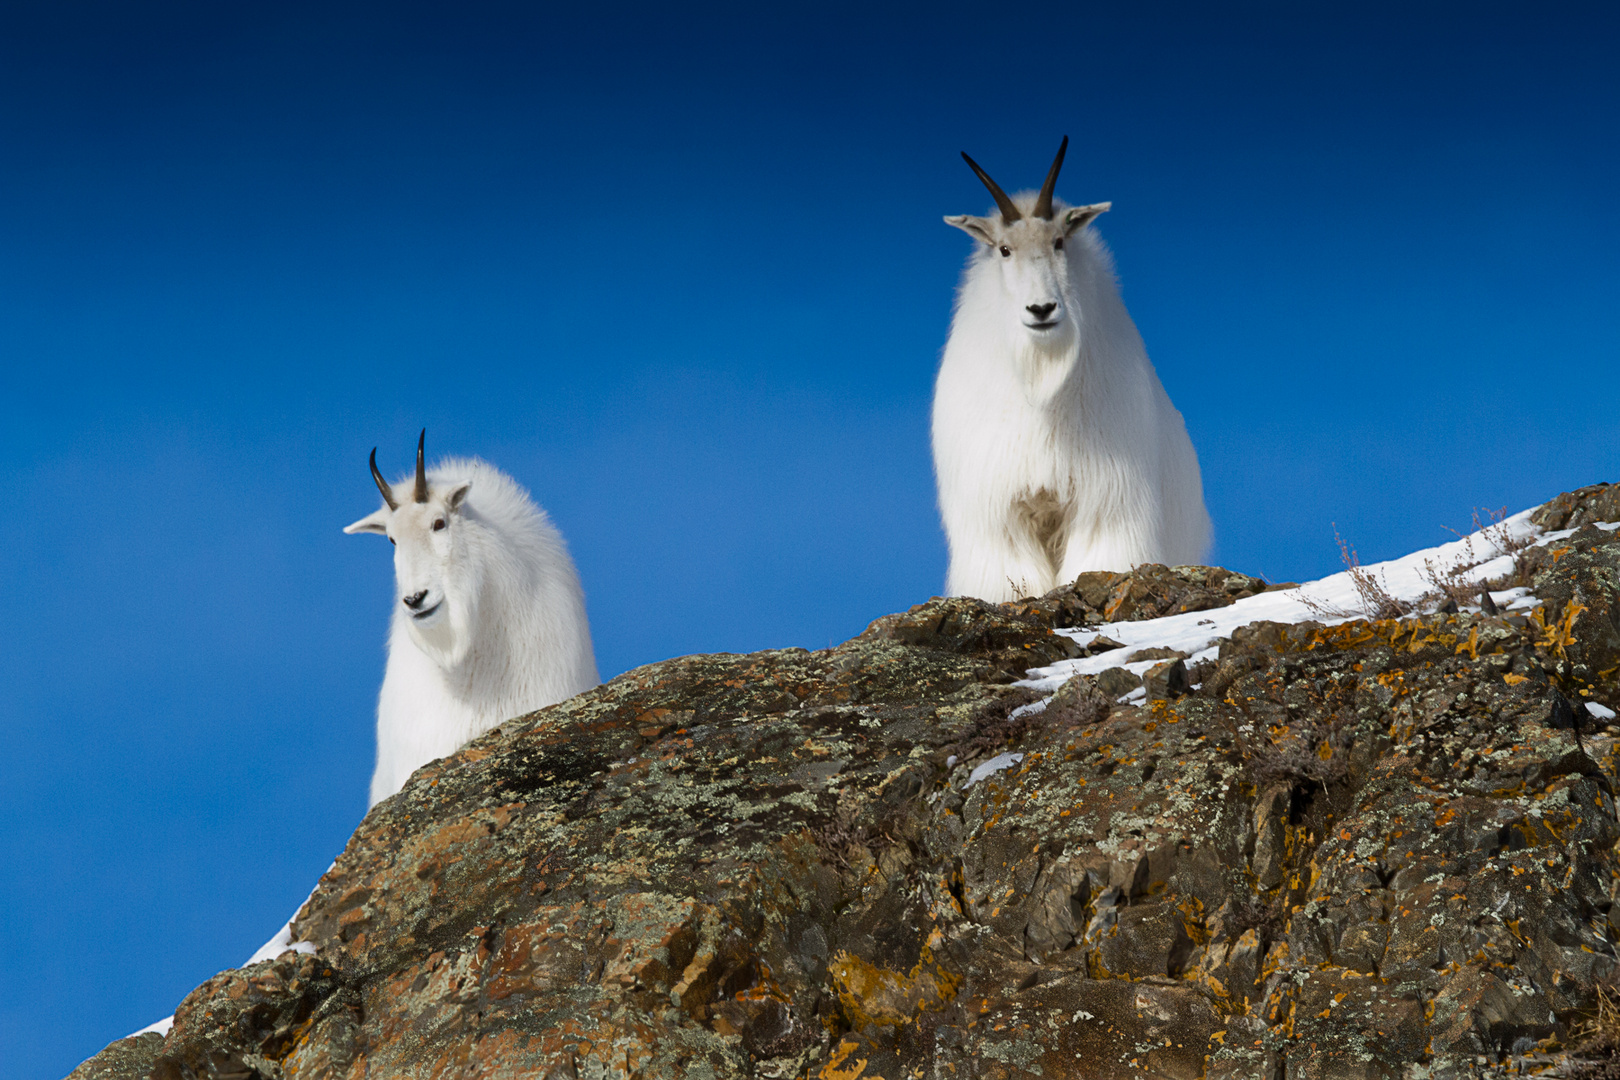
[1440,506,1539,592]
[1335,526,1412,619]
[1305,507,1539,622]
[1297,525,1411,621]
[1417,555,1476,611]
[1568,985,1620,1077]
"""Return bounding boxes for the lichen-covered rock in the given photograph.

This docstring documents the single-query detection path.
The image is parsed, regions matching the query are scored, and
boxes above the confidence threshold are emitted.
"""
[147,953,356,1080]
[64,1034,164,1080]
[69,504,1620,1078]
[1531,483,1620,532]
[1005,563,1271,631]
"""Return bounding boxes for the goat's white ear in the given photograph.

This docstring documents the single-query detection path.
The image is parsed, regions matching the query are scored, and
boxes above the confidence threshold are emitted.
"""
[1061,202,1111,235]
[447,482,472,512]
[944,214,997,245]
[343,508,391,535]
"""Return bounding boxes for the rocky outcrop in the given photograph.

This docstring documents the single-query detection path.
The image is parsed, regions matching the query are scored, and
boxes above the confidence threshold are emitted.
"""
[1002,563,1273,629]
[66,1034,165,1080]
[72,487,1620,1079]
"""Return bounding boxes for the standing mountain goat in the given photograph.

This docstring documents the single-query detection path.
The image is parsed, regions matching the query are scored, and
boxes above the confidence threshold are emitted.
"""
[933,137,1210,602]
[345,431,599,806]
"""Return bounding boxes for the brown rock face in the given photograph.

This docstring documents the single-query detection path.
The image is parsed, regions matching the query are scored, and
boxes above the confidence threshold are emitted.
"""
[70,486,1620,1078]
[1004,564,1270,630]
[65,1034,164,1080]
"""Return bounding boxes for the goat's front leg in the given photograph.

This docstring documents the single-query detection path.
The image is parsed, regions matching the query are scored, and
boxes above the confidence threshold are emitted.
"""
[946,519,1057,602]
[1055,520,1156,584]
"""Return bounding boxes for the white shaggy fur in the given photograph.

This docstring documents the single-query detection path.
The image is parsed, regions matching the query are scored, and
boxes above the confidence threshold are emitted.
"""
[345,449,599,806]
[933,162,1211,603]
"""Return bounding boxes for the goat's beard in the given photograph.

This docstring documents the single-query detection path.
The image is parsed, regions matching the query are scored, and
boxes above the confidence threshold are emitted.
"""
[1011,320,1079,407]
[407,589,478,672]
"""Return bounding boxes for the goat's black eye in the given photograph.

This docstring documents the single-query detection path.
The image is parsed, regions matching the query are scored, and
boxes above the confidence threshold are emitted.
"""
[1054,236,1064,251]
[389,537,395,546]
[999,245,1011,258]
[432,518,446,531]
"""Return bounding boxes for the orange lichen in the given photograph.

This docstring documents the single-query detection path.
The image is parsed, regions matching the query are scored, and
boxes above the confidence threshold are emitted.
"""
[1287,618,1459,657]
[1456,626,1480,661]
[1530,599,1586,660]
[817,1039,871,1079]
[827,927,962,1029]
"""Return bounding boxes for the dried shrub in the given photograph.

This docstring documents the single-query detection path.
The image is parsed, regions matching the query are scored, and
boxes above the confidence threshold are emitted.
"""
[809,817,873,870]
[1336,525,1412,620]
[1434,506,1540,597]
[810,803,914,871]
[948,679,1109,765]
[1295,525,1411,622]
[1417,555,1477,612]
[1231,692,1354,797]
[951,688,1046,762]
[1569,986,1620,1077]
[1472,505,1539,588]
[1245,731,1349,792]
[1302,508,1539,621]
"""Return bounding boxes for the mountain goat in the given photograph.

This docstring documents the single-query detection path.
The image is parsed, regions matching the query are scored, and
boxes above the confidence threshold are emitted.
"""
[344,431,600,806]
[933,136,1210,602]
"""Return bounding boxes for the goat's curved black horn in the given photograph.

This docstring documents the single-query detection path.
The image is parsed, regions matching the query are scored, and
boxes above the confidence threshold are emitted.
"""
[1033,135,1068,220]
[413,429,429,503]
[961,151,1021,224]
[369,448,398,511]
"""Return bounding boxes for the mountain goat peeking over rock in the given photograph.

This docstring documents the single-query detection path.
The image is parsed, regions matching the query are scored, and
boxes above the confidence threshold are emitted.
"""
[933,136,1210,602]
[345,431,600,806]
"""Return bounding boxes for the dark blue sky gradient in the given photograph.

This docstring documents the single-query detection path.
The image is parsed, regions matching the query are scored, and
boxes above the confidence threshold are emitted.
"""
[5,3,1618,1075]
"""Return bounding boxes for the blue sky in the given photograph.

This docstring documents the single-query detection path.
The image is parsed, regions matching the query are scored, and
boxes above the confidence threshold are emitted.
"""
[4,2,1617,1075]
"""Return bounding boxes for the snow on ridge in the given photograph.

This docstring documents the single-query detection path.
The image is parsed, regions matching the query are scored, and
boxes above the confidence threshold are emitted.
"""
[125,879,327,1040]
[966,752,1026,788]
[243,918,318,966]
[1019,507,1575,694]
[123,924,317,1041]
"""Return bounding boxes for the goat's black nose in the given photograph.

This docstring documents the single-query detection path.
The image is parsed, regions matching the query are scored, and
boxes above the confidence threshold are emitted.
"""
[403,590,429,609]
[1027,302,1057,320]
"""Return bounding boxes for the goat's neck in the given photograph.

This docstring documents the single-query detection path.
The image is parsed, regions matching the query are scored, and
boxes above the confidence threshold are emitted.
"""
[441,568,533,708]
